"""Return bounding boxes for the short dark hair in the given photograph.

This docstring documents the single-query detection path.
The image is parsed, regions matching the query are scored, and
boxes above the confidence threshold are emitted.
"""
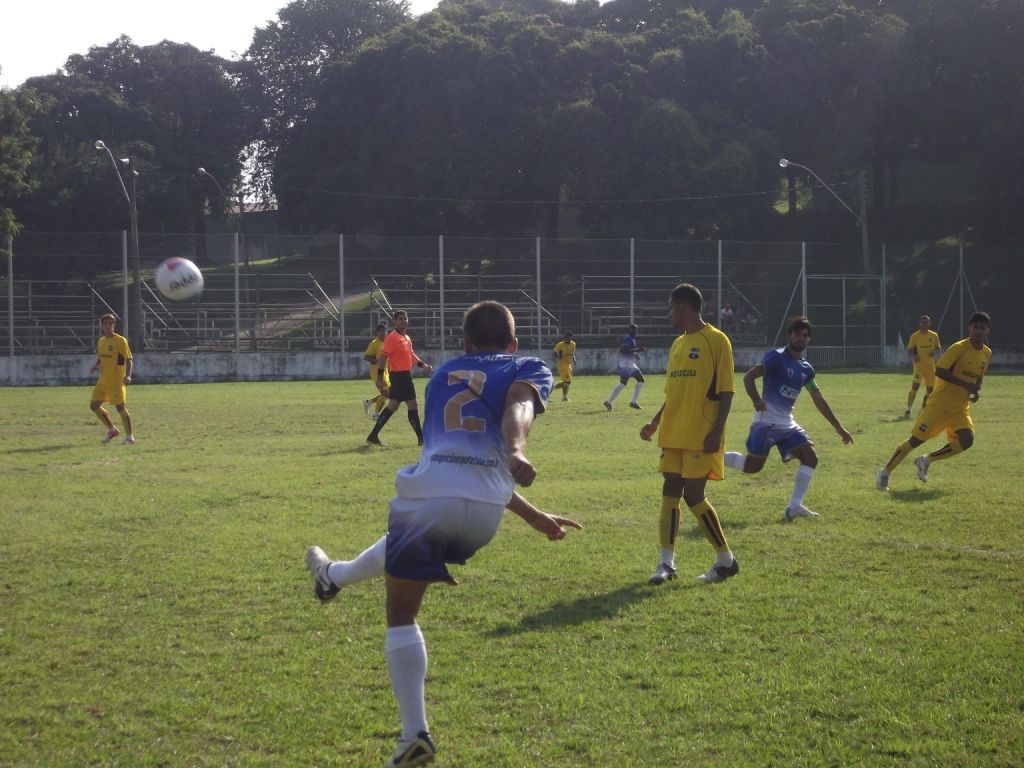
[669,283,703,312]
[969,311,991,326]
[393,310,408,321]
[375,322,387,330]
[787,316,813,335]
[99,313,116,323]
[464,301,515,348]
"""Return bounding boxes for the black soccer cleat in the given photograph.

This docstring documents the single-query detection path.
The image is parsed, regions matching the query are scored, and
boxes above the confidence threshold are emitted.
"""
[305,546,340,602]
[385,731,436,767]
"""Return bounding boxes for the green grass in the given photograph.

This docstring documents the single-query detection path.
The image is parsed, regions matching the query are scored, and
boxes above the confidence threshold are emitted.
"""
[2,373,1022,767]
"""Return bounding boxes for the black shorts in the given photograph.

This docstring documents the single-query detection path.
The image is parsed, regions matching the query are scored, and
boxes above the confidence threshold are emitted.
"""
[388,370,417,403]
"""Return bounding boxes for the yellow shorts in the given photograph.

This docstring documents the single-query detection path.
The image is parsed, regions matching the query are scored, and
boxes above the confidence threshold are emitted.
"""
[912,364,936,388]
[371,371,392,388]
[658,448,725,481]
[911,401,973,442]
[557,365,573,384]
[91,381,126,405]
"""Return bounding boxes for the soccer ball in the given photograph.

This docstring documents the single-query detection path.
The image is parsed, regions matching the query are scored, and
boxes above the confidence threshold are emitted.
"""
[155,257,204,301]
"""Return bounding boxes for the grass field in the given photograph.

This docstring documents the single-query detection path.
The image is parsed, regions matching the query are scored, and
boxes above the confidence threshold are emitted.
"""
[2,372,1022,767]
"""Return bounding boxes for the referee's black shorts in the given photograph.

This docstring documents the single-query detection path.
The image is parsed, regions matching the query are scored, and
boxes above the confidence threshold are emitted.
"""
[387,370,417,402]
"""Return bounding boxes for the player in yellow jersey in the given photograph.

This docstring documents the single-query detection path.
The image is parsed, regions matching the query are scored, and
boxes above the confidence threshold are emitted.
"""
[362,323,391,419]
[905,314,942,417]
[89,313,135,445]
[877,312,991,490]
[640,283,739,584]
[552,331,576,401]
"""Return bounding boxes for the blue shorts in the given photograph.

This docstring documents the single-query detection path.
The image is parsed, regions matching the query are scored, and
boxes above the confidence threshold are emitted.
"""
[618,365,643,382]
[385,496,505,583]
[745,422,811,462]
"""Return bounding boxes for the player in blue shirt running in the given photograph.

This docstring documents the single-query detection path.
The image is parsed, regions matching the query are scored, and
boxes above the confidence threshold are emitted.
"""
[724,316,853,520]
[304,300,581,768]
[604,323,647,410]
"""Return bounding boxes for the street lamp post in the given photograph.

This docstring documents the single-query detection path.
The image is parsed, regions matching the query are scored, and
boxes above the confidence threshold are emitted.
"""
[779,158,869,273]
[95,140,144,352]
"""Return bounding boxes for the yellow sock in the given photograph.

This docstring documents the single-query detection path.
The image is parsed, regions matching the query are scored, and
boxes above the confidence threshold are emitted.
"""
[689,499,730,554]
[658,496,681,551]
[927,439,965,463]
[884,441,915,473]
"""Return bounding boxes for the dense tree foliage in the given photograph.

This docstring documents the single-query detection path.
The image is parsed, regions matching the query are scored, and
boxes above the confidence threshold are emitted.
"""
[6,0,1024,246]
[14,37,261,264]
[0,87,42,248]
[245,0,412,200]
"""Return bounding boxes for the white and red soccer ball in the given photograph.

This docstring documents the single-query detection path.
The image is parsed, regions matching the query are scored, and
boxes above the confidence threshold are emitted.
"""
[155,257,204,301]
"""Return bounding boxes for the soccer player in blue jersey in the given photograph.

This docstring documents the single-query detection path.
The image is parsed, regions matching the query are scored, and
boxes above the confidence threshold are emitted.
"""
[604,323,647,410]
[305,300,581,768]
[724,316,853,520]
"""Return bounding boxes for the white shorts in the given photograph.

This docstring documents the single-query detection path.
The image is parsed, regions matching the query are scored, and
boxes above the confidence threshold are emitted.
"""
[385,496,505,583]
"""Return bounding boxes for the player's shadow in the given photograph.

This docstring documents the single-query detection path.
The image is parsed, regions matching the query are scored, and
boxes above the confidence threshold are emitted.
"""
[887,488,948,502]
[485,583,658,637]
[0,444,71,455]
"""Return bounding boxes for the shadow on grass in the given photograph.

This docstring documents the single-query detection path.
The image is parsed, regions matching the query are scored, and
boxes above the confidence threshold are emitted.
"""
[887,488,948,502]
[485,582,659,637]
[0,444,72,455]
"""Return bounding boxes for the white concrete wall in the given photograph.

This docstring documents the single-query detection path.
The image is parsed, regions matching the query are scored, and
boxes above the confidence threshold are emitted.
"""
[3,346,1018,386]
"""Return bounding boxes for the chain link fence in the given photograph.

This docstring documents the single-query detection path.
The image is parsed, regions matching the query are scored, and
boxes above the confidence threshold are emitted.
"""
[3,232,1019,364]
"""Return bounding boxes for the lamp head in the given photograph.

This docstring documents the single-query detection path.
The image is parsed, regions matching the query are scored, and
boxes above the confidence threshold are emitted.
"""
[197,167,208,176]
[94,140,107,150]
[778,158,790,168]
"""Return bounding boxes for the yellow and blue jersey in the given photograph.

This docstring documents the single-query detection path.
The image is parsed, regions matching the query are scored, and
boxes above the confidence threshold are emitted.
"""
[96,333,132,383]
[660,324,734,451]
[364,337,391,386]
[930,338,991,409]
[908,329,941,369]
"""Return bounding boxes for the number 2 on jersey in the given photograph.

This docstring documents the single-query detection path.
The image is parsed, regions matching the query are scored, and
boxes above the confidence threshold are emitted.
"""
[444,370,487,432]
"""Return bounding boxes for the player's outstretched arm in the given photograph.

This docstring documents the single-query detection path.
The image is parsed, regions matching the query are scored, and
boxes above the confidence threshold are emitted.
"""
[809,390,852,443]
[507,492,582,540]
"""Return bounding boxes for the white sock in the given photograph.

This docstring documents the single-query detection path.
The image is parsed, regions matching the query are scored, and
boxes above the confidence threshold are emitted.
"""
[327,536,386,586]
[608,383,625,403]
[724,451,746,470]
[386,624,429,743]
[716,550,735,567]
[660,548,675,568]
[631,381,644,404]
[789,465,815,508]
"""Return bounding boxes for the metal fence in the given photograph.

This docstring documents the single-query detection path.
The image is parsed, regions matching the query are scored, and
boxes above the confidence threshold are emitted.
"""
[3,232,1020,364]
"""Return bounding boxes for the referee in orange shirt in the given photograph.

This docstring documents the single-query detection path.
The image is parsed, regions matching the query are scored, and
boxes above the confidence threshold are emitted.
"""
[367,310,433,447]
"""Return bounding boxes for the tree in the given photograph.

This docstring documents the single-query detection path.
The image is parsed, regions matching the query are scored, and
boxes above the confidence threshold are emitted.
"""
[0,87,42,251]
[245,0,412,201]
[15,38,261,250]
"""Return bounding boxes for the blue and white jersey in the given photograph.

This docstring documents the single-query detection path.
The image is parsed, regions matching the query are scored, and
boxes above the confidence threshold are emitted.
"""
[754,347,816,427]
[395,352,552,504]
[618,334,641,372]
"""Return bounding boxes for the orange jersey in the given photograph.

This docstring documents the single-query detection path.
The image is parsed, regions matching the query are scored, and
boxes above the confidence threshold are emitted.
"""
[381,330,416,372]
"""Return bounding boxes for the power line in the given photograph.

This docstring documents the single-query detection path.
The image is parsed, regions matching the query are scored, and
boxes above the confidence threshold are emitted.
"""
[273,183,789,206]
